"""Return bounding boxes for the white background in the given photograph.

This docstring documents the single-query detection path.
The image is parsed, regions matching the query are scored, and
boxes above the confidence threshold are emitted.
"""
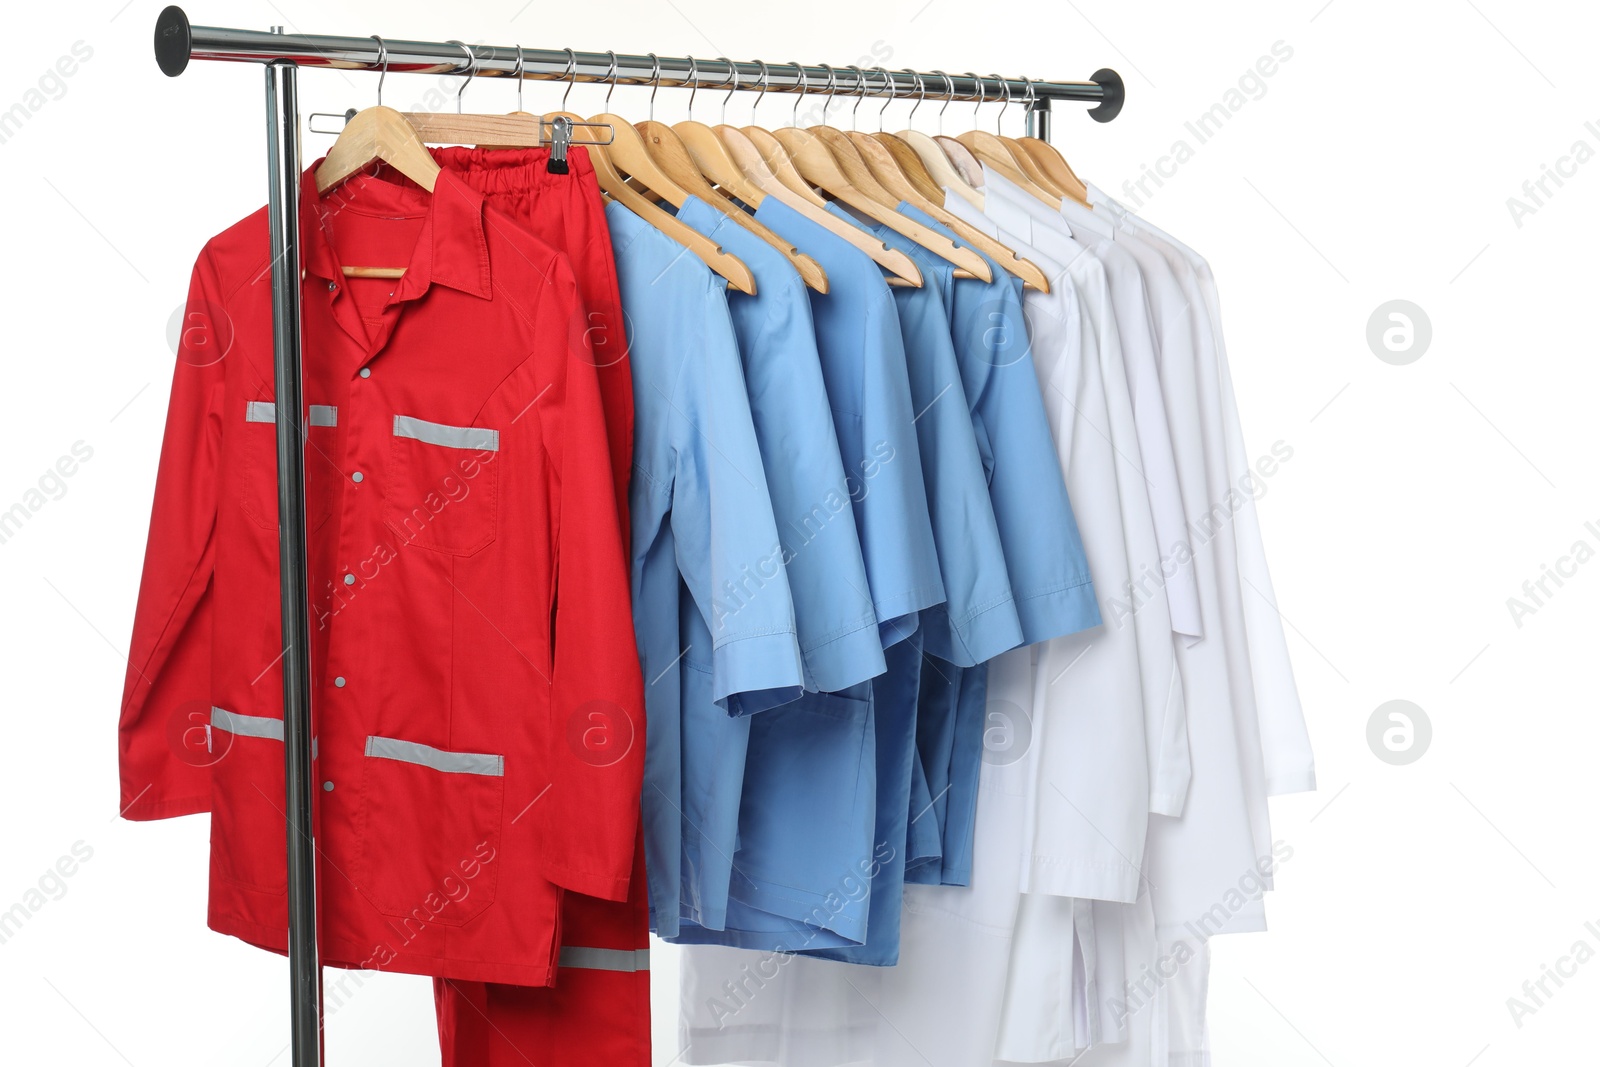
[2,0,1597,1064]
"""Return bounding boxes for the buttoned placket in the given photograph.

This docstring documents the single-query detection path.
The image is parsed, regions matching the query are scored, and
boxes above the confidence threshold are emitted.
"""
[302,192,436,813]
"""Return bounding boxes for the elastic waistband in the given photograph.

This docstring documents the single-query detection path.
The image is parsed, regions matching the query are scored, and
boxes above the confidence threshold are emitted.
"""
[430,144,597,194]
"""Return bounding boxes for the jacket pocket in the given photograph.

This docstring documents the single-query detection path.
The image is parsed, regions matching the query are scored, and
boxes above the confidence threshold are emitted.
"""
[382,414,500,555]
[240,400,336,532]
[207,706,289,893]
[352,735,505,926]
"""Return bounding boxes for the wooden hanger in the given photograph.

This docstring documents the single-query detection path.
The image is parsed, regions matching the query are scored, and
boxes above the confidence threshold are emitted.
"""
[313,38,440,279]
[890,70,982,208]
[716,122,924,287]
[797,67,989,280]
[642,59,828,292]
[871,133,944,203]
[937,134,986,190]
[1010,77,1091,205]
[582,52,756,294]
[838,71,1043,290]
[956,73,1060,207]
[849,129,1048,292]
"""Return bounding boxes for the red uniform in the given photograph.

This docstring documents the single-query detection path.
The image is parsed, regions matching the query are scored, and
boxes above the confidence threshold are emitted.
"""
[118,162,644,987]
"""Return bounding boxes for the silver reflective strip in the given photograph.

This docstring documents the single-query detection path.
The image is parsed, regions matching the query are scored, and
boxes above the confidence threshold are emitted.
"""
[364,736,503,776]
[211,706,283,741]
[559,946,650,973]
[245,402,337,427]
[393,415,499,452]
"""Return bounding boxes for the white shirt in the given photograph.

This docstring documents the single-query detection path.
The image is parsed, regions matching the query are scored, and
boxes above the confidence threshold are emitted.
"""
[943,186,1166,904]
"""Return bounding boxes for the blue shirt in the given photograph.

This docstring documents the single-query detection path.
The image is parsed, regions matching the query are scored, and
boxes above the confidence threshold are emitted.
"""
[896,202,1101,642]
[609,202,806,937]
[825,202,1023,667]
[677,196,886,692]
[752,197,945,648]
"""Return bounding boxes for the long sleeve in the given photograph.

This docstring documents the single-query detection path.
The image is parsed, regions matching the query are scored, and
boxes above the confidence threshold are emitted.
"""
[537,265,647,902]
[1211,292,1316,796]
[118,254,227,822]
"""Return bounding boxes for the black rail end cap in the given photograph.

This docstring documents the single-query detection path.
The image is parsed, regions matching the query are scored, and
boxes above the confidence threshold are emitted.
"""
[1087,68,1125,123]
[155,6,192,77]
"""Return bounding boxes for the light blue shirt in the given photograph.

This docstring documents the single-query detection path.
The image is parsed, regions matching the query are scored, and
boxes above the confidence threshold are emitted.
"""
[677,196,886,692]
[752,197,945,648]
[667,196,886,935]
[897,202,1101,642]
[610,201,806,938]
[825,202,1024,667]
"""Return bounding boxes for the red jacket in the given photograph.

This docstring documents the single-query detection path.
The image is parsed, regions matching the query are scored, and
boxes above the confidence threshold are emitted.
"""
[118,164,644,986]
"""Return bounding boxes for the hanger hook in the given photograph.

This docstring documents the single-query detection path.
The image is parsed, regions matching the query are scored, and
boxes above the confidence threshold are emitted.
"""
[815,63,838,126]
[790,61,808,126]
[903,67,923,127]
[1020,74,1037,130]
[966,71,986,122]
[685,55,700,121]
[446,40,476,114]
[512,45,525,113]
[929,69,953,134]
[752,59,770,122]
[847,65,867,130]
[719,59,741,125]
[604,49,619,112]
[369,36,388,107]
[872,66,895,131]
[647,52,661,121]
[560,48,578,112]
[992,73,1011,134]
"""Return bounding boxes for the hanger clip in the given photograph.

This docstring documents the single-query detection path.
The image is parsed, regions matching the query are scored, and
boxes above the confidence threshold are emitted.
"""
[538,117,615,174]
[548,116,572,174]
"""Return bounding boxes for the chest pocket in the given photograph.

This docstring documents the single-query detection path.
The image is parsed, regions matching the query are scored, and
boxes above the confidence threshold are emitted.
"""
[240,401,336,532]
[383,414,500,556]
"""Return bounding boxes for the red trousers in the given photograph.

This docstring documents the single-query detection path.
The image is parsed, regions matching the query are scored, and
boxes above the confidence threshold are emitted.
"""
[431,145,649,1067]
[434,831,650,1066]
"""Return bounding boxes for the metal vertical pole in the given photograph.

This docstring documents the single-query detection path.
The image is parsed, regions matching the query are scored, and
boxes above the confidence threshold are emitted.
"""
[263,45,324,1067]
[1026,97,1053,142]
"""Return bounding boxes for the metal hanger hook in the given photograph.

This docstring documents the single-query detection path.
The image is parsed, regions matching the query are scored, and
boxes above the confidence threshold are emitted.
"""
[790,61,808,126]
[369,35,388,107]
[847,65,867,130]
[930,69,953,134]
[752,59,770,122]
[872,66,895,131]
[719,59,741,125]
[992,73,1011,134]
[685,55,699,121]
[818,63,838,126]
[512,45,525,112]
[559,48,580,111]
[604,50,620,111]
[647,53,661,121]
[1020,75,1037,128]
[966,71,985,122]
[904,67,924,127]
[447,40,476,114]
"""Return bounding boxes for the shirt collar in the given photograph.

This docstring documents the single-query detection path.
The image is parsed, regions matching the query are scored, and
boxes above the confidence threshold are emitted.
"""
[299,162,492,301]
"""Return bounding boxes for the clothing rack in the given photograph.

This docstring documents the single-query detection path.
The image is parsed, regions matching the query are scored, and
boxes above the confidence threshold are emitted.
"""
[149,6,1124,1064]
